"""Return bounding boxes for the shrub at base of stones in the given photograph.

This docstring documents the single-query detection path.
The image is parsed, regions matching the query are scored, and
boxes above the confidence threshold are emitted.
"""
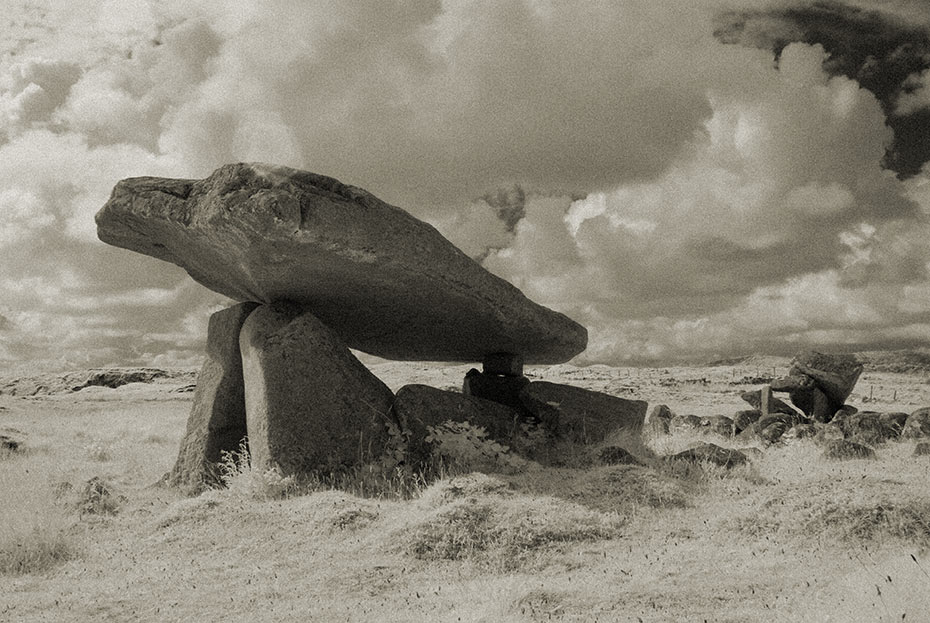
[390,384,521,470]
[902,408,930,439]
[664,443,749,468]
[823,440,876,460]
[914,442,930,457]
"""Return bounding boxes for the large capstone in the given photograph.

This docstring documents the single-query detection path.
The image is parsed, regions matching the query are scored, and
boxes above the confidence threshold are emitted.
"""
[95,163,587,364]
[788,351,863,413]
[167,302,258,492]
[239,303,395,477]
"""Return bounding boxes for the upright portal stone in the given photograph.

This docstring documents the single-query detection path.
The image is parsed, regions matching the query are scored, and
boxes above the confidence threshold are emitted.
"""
[168,302,258,492]
[95,163,587,364]
[240,304,395,476]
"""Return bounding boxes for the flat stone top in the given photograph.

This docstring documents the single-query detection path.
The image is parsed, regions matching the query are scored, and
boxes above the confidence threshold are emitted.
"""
[95,163,587,364]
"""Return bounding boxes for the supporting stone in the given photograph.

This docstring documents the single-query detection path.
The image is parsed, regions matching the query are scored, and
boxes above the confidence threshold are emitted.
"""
[168,301,259,492]
[760,385,772,418]
[482,352,524,377]
[462,368,531,416]
[239,303,395,477]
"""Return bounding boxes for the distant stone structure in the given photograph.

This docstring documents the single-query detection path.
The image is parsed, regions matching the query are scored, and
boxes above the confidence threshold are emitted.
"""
[96,163,604,491]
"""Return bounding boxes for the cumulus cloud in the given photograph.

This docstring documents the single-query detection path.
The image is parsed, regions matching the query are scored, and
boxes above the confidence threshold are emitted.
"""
[1,0,930,369]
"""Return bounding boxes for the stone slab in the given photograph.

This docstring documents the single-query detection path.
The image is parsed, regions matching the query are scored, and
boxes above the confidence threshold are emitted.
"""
[96,163,587,364]
[390,384,521,468]
[518,381,650,456]
[239,303,395,476]
[167,302,258,492]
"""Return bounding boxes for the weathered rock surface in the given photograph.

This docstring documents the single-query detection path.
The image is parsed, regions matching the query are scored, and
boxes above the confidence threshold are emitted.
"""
[914,441,930,456]
[665,443,748,468]
[518,382,649,452]
[902,407,930,438]
[240,304,395,476]
[789,350,863,413]
[168,302,258,491]
[96,163,587,364]
[390,384,521,468]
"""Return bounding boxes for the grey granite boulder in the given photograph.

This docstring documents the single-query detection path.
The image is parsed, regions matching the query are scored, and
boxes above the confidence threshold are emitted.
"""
[168,302,258,492]
[240,303,395,477]
[96,163,586,364]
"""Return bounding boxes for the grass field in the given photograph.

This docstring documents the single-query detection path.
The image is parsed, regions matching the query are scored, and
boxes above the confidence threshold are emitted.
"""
[1,362,929,622]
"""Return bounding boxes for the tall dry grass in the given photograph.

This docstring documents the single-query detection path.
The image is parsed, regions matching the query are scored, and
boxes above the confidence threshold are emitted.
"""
[0,449,75,575]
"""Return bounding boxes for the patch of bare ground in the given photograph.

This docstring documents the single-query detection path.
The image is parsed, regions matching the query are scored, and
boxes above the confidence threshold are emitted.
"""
[2,364,930,622]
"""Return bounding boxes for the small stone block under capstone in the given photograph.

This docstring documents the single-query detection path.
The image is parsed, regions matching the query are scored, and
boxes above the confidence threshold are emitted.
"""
[482,352,524,377]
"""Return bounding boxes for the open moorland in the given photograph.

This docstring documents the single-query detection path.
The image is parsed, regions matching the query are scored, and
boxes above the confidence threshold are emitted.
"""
[2,353,930,622]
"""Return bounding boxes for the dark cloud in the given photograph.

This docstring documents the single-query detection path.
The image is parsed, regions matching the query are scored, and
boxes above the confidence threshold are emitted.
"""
[482,185,526,234]
[713,0,930,176]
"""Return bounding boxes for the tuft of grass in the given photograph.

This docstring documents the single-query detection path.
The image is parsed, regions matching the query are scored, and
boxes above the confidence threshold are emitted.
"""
[808,500,930,544]
[404,473,624,570]
[0,456,76,575]
[84,441,112,462]
[219,442,297,501]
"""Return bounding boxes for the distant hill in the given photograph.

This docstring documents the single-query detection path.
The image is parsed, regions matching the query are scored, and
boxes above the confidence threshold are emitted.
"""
[0,368,197,397]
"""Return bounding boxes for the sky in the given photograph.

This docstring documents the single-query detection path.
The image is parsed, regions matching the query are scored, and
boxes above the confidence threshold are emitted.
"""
[1,0,930,371]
